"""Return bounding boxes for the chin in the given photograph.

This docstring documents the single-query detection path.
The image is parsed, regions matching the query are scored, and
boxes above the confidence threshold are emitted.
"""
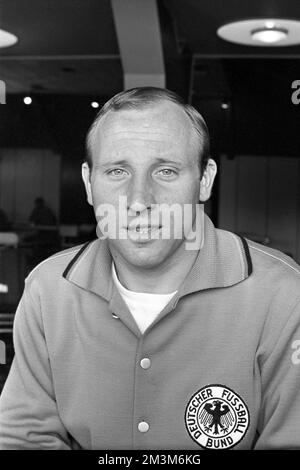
[114,245,168,270]
[109,238,183,269]
[125,250,166,269]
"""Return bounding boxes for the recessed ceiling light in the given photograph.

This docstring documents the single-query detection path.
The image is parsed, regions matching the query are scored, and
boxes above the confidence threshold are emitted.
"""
[23,96,32,105]
[251,27,288,44]
[221,101,229,110]
[265,21,275,29]
[91,101,99,108]
[0,28,18,48]
[217,19,300,47]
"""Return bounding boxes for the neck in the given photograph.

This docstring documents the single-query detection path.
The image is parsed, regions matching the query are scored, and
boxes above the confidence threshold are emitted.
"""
[110,243,200,294]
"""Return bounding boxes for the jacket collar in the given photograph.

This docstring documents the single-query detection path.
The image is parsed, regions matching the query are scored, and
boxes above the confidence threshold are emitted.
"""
[62,214,252,300]
[180,215,252,297]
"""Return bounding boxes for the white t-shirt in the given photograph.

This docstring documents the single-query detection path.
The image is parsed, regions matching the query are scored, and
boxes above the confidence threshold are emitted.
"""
[111,263,177,334]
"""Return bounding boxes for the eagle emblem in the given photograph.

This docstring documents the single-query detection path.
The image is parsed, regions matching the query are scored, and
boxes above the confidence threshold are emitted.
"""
[185,384,250,449]
[200,400,234,435]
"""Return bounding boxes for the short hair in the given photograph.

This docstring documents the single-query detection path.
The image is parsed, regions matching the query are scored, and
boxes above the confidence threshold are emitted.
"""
[86,87,210,176]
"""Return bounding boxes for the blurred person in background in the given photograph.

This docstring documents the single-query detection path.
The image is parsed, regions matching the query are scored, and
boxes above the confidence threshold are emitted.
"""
[26,197,59,269]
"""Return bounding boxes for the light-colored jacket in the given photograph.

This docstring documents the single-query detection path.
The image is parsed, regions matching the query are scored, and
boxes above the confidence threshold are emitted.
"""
[1,215,300,449]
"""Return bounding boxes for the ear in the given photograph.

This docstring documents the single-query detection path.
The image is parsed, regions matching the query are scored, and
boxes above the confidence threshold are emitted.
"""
[81,162,93,206]
[199,158,217,202]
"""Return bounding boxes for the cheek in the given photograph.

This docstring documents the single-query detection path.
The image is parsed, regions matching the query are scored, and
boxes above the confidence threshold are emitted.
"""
[91,180,117,204]
[185,180,201,202]
[160,183,200,205]
[92,175,130,201]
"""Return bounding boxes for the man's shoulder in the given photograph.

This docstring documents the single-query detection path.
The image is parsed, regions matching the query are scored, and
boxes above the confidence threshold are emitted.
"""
[25,240,96,286]
[216,226,300,278]
[245,238,300,277]
[242,238,300,298]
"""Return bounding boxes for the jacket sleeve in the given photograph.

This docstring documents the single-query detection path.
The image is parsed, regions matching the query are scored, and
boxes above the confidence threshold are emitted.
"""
[0,279,74,449]
[254,298,300,449]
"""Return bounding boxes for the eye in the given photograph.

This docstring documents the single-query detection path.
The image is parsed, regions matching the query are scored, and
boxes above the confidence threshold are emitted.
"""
[156,168,178,178]
[107,168,129,178]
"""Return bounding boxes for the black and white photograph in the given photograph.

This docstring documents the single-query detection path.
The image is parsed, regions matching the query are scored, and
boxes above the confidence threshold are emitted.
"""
[1,0,300,455]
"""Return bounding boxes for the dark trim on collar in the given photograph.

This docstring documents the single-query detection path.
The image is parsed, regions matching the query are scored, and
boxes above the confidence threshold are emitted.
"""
[239,236,253,277]
[61,216,253,299]
[62,241,93,279]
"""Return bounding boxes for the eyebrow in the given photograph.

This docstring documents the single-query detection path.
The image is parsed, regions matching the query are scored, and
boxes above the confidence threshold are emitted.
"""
[100,159,128,167]
[153,158,183,166]
[100,158,183,168]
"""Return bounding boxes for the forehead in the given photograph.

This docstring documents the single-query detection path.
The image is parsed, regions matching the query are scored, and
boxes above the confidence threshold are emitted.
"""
[94,101,197,151]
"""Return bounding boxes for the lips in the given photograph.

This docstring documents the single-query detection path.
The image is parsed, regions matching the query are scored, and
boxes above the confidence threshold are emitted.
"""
[127,225,162,233]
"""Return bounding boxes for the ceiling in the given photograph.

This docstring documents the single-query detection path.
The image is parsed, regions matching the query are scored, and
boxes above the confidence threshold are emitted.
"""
[0,0,300,95]
[0,0,300,162]
[165,0,300,57]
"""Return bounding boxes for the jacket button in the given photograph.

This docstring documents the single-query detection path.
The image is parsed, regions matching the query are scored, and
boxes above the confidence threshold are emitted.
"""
[138,421,149,433]
[140,358,151,369]
[112,313,119,319]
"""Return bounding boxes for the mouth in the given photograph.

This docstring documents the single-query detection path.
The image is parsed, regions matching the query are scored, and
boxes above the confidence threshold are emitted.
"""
[127,225,162,234]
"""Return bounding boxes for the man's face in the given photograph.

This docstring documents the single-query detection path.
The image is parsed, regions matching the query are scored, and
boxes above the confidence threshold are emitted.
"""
[82,101,214,269]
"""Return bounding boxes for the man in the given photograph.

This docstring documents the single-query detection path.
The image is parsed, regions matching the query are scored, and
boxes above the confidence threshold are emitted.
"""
[29,197,57,227]
[26,197,59,270]
[0,87,300,450]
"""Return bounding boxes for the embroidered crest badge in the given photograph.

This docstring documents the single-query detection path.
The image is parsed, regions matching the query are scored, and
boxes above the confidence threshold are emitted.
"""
[185,384,250,449]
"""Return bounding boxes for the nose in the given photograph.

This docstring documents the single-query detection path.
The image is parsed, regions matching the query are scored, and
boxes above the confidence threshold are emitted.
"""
[127,175,155,216]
